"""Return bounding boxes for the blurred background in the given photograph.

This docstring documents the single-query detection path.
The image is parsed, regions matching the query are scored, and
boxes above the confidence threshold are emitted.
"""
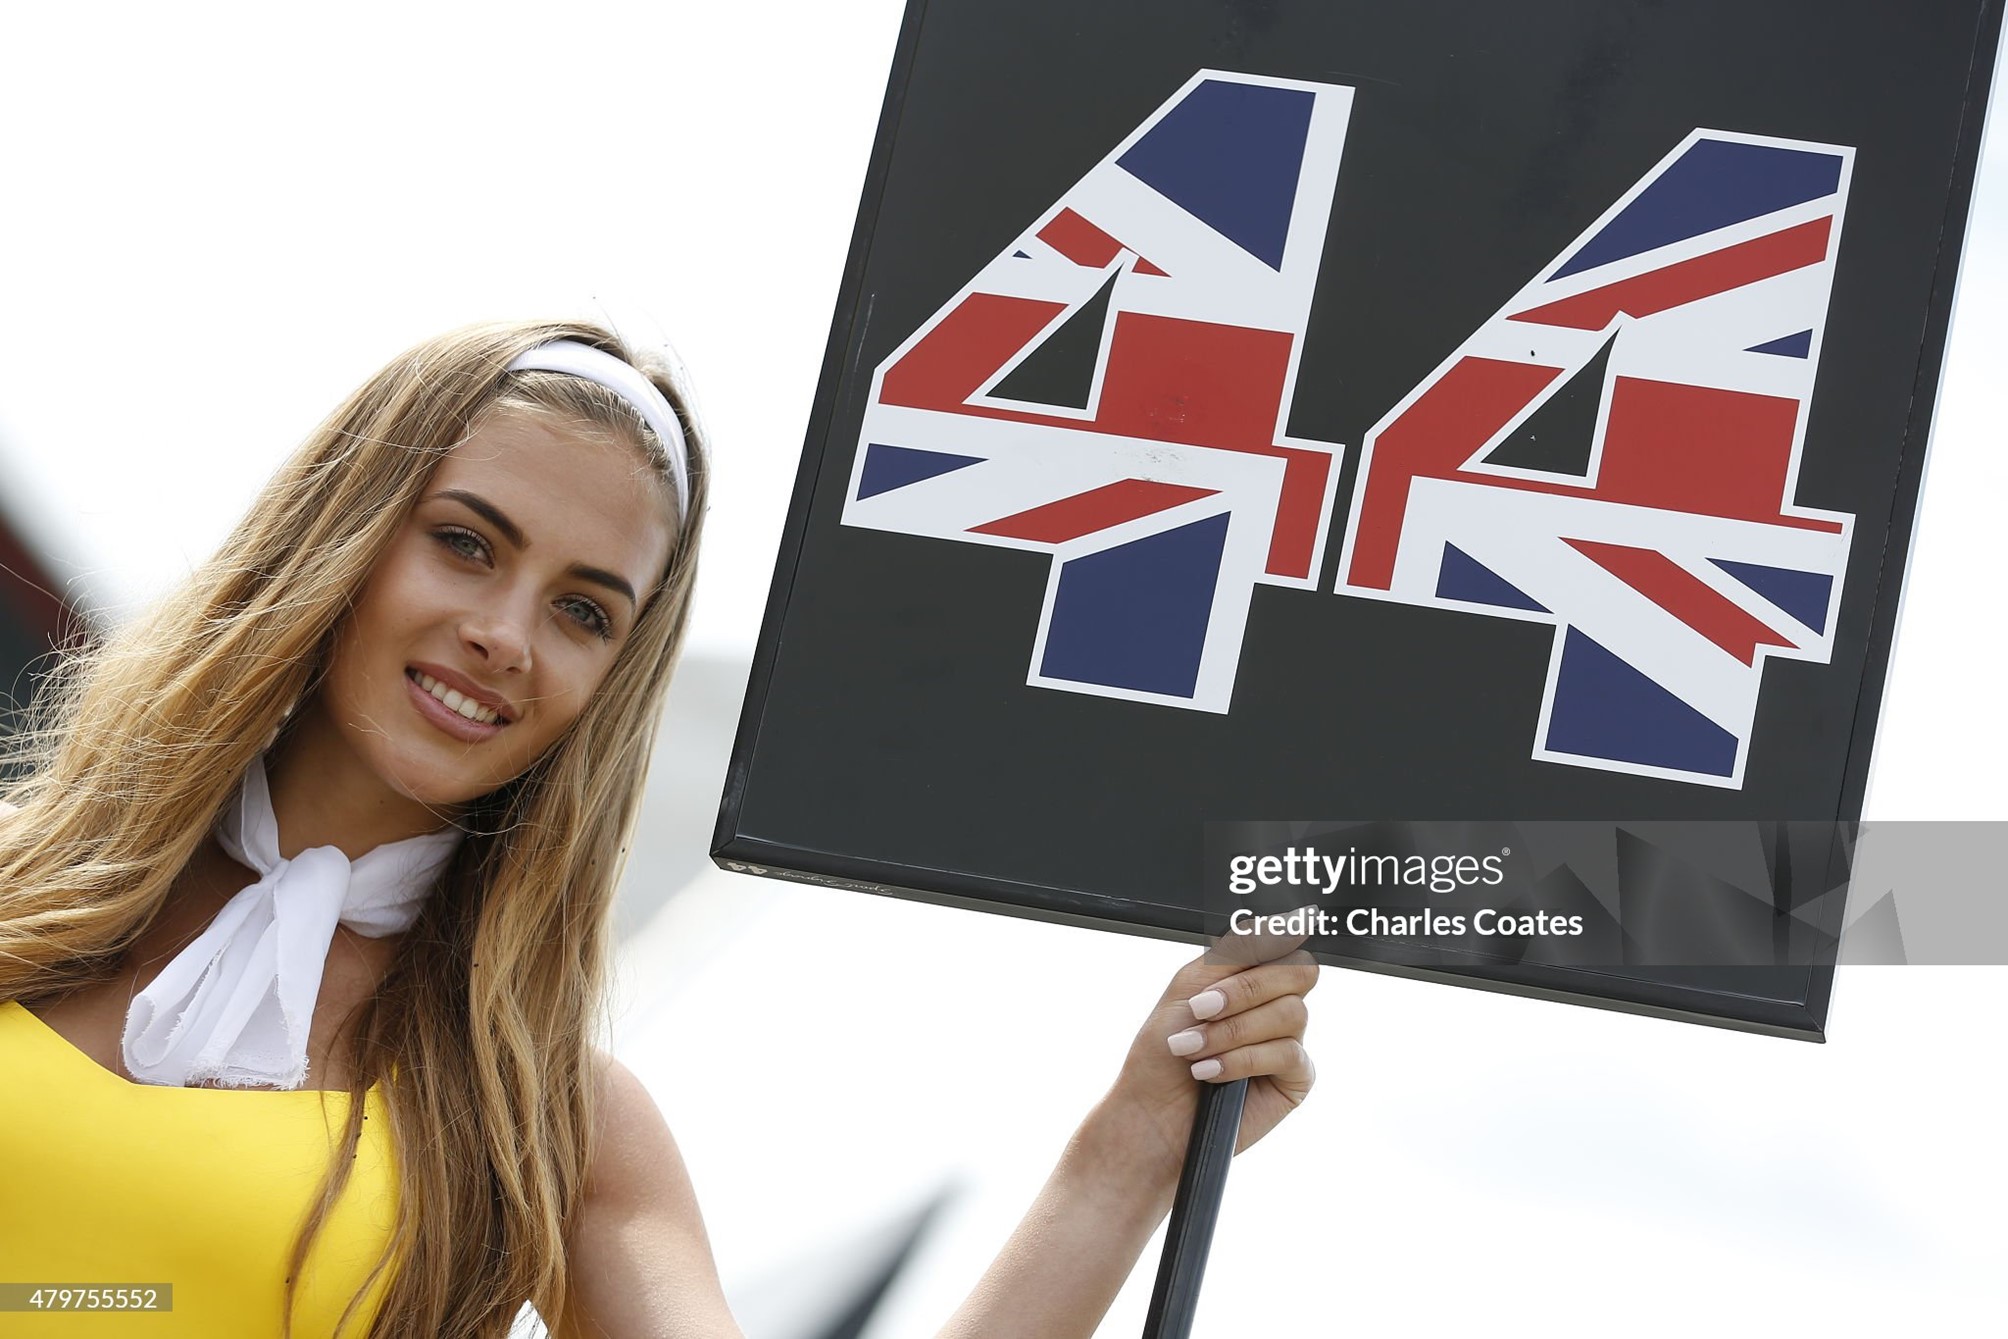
[1,4,2001,1335]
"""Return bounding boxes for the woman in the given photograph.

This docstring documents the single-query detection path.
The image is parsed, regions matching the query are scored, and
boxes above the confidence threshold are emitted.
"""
[0,319,1317,1338]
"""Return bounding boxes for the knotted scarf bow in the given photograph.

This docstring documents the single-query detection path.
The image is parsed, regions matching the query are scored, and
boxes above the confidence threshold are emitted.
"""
[122,759,461,1088]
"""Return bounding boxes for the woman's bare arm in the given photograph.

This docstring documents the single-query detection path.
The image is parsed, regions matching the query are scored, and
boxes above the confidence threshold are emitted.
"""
[562,949,1316,1339]
[932,1095,1181,1339]
[934,949,1318,1339]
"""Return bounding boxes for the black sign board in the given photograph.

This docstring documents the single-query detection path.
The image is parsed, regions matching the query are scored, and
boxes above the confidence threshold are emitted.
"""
[716,0,2002,1039]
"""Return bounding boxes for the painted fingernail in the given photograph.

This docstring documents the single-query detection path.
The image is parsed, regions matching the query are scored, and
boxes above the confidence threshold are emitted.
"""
[1191,1059,1224,1081]
[1189,989,1226,1020]
[1166,1028,1206,1057]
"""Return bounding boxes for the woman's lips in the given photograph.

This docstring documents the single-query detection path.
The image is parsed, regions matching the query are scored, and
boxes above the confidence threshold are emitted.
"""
[404,668,507,742]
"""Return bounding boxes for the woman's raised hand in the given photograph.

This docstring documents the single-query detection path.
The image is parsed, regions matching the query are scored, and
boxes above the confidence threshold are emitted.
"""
[931,939,1320,1339]
[1096,941,1321,1180]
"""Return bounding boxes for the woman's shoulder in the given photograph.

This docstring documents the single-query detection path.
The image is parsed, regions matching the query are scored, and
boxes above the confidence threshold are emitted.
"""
[561,1052,742,1335]
[585,1052,684,1199]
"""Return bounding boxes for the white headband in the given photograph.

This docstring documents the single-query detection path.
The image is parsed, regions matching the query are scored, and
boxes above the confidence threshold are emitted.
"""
[506,339,692,518]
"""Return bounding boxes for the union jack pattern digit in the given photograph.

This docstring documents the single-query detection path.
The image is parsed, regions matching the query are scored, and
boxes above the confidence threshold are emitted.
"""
[843,71,1353,712]
[1336,130,1856,787]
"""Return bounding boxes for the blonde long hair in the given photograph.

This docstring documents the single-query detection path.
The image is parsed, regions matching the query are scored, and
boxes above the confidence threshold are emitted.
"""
[0,319,708,1336]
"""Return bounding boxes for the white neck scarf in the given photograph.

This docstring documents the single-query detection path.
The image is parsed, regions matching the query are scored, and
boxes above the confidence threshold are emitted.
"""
[122,759,461,1089]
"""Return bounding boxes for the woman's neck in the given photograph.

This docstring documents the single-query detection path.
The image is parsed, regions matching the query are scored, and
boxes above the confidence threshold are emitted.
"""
[263,715,461,860]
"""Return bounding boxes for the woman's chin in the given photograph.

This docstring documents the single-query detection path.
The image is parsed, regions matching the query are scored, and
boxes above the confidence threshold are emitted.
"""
[354,741,502,817]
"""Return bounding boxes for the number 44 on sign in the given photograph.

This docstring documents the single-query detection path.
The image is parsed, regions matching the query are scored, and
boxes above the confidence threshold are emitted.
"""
[843,70,1854,790]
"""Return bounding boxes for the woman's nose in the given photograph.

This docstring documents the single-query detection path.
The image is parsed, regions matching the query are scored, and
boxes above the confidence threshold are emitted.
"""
[460,607,533,673]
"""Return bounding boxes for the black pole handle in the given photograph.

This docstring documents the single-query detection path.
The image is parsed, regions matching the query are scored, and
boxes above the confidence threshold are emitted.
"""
[1140,1076,1248,1339]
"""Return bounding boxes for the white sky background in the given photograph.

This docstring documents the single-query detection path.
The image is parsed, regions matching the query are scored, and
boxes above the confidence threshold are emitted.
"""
[1,4,2001,1336]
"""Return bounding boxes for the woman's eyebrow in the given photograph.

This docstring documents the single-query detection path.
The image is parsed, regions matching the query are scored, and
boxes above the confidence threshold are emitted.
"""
[569,563,638,610]
[430,488,639,610]
[432,489,525,549]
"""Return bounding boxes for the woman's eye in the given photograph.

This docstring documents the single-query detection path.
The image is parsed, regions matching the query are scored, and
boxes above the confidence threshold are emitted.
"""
[558,596,614,641]
[434,526,491,564]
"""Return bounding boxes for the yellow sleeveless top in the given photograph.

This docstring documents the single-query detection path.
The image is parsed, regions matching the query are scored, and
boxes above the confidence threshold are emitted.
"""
[0,1000,397,1336]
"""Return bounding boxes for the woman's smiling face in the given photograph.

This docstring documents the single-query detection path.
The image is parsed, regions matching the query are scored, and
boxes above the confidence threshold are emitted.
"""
[306,406,676,811]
